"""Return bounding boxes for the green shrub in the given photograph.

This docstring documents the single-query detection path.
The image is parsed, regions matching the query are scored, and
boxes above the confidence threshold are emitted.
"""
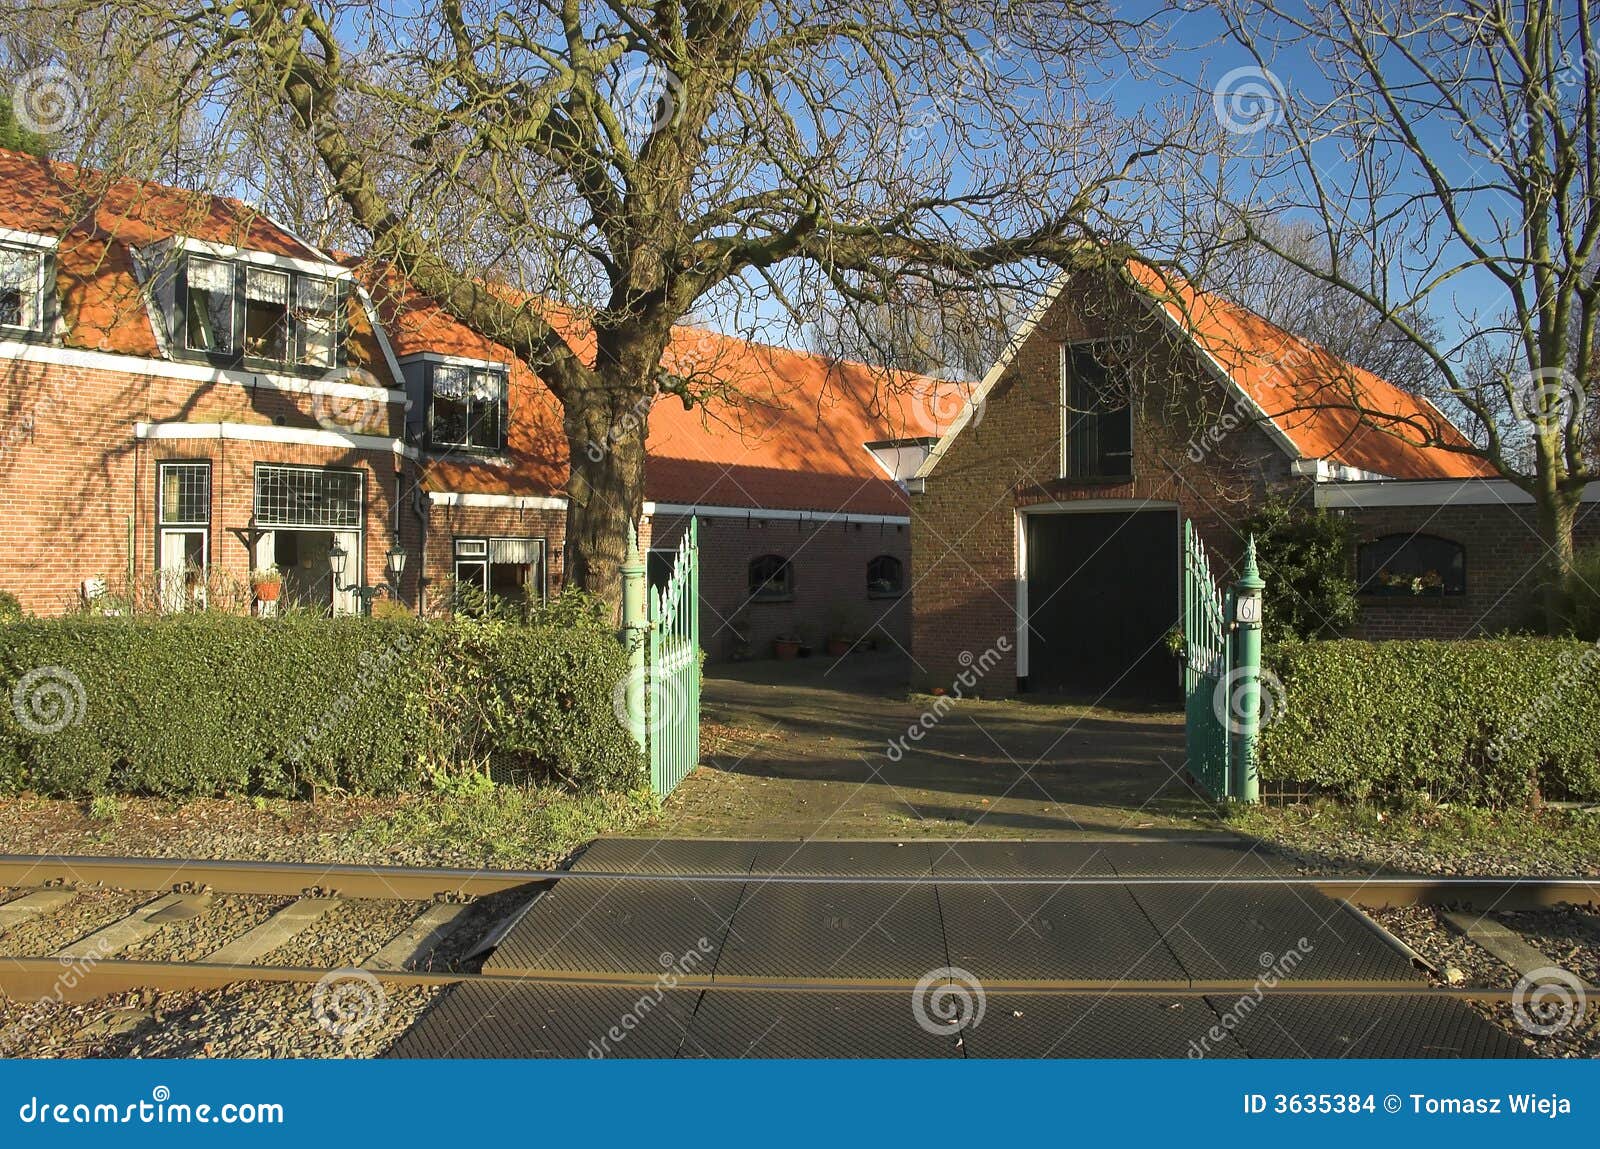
[0,603,644,799]
[1240,499,1360,643]
[0,591,22,624]
[1260,638,1600,807]
[1554,545,1600,642]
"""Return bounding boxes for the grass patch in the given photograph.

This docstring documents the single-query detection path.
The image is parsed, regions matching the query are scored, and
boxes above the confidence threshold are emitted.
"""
[348,785,659,866]
[1227,799,1600,876]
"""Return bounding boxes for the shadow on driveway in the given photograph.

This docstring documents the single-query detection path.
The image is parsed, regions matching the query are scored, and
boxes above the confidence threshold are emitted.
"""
[655,652,1222,839]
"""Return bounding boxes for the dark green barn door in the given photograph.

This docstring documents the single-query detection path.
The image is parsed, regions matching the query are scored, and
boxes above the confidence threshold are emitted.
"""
[1025,510,1180,701]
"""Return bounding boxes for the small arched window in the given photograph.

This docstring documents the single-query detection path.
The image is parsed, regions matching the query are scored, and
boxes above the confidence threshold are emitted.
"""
[867,554,904,598]
[748,554,793,600]
[1357,533,1466,596]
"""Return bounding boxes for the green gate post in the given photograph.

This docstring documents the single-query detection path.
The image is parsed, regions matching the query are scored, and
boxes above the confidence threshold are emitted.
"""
[1230,536,1266,803]
[619,523,649,759]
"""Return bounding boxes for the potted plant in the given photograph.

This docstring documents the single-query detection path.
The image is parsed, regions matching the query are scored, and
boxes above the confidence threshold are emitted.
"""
[250,564,283,602]
[772,632,802,660]
[824,605,860,657]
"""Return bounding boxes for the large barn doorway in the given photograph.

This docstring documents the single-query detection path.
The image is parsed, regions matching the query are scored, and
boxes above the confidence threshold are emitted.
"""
[1023,508,1180,702]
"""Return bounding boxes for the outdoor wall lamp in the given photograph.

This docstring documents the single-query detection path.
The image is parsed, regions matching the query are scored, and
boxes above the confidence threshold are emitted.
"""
[329,541,409,614]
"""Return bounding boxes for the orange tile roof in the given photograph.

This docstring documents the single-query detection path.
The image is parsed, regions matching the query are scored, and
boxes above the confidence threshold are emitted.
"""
[0,148,392,376]
[1127,262,1494,480]
[364,265,956,513]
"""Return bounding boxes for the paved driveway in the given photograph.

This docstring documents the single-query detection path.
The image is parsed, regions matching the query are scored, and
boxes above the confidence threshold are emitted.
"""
[657,653,1219,839]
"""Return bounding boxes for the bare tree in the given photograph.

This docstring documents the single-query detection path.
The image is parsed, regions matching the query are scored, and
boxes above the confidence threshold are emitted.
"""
[804,278,1025,383]
[1205,0,1599,628]
[24,1,1183,611]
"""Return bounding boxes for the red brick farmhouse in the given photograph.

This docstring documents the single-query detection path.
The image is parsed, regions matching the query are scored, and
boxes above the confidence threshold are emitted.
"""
[909,263,1600,698]
[0,149,946,659]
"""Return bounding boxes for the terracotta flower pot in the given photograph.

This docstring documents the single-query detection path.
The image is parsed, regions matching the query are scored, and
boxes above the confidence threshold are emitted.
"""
[254,581,282,603]
[773,639,801,660]
[826,637,852,657]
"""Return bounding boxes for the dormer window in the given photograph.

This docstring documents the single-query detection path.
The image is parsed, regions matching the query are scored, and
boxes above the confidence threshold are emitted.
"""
[401,356,509,454]
[184,257,235,354]
[159,243,347,374]
[0,231,56,340]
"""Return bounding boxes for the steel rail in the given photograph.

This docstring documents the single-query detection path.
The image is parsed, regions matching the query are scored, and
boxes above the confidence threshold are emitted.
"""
[0,956,1533,1004]
[2,855,1596,909]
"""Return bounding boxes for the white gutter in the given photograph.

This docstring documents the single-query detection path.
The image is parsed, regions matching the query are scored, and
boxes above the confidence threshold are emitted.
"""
[643,501,909,526]
[134,420,418,459]
[427,491,567,511]
[1314,478,1600,509]
[2,342,405,404]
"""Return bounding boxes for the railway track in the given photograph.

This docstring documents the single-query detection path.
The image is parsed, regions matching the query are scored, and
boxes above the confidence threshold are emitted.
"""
[1,852,1595,1008]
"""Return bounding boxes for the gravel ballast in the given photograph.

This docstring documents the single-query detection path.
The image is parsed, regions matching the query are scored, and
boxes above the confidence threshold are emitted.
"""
[0,982,444,1059]
[118,895,297,963]
[1,888,150,957]
[1369,903,1600,1059]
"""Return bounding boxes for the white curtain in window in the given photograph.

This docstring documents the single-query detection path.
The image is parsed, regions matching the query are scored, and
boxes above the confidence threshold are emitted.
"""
[296,275,337,312]
[489,538,540,565]
[187,257,233,292]
[471,370,505,401]
[246,267,290,303]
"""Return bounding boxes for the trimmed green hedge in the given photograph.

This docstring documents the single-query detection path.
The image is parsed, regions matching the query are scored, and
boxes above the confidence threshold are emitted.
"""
[0,606,644,798]
[1260,638,1600,807]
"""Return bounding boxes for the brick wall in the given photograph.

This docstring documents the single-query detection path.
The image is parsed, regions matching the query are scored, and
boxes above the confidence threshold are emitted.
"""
[420,502,566,615]
[650,513,911,661]
[1338,501,1600,638]
[910,278,1297,694]
[0,353,413,613]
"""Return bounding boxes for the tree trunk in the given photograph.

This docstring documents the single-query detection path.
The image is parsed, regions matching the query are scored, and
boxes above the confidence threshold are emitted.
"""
[562,382,649,618]
[1536,488,1580,634]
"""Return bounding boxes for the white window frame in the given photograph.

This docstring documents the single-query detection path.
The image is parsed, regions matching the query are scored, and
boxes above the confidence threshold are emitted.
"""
[0,241,49,335]
[157,461,212,611]
[453,536,546,605]
[429,363,509,453]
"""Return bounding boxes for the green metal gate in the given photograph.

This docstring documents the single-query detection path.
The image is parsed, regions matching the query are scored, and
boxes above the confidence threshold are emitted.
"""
[643,520,701,796]
[1182,520,1232,799]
